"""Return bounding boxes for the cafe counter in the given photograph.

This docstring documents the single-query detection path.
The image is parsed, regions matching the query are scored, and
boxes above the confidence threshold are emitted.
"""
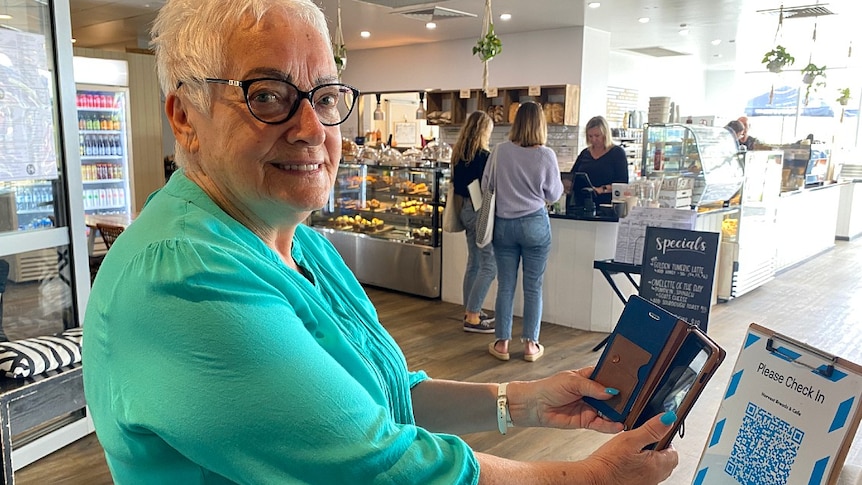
[442,214,626,332]
[441,208,727,333]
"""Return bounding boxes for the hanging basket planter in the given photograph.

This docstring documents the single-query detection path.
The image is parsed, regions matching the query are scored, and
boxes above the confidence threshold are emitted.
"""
[800,63,826,106]
[837,88,851,107]
[762,45,795,73]
[473,0,502,94]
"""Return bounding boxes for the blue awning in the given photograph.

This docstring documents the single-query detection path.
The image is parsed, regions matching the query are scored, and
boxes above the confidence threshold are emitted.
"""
[744,85,835,117]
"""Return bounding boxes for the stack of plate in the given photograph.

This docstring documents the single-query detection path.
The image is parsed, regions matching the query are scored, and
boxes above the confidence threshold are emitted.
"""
[648,97,671,124]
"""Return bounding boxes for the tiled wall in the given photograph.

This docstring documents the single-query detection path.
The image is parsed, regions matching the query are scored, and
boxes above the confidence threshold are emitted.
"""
[606,87,640,127]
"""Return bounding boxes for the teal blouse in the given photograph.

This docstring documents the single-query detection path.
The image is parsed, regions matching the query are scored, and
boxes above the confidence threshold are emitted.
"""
[82,171,479,484]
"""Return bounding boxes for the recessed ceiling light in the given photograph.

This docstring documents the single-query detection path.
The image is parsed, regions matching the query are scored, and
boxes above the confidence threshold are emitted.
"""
[638,17,650,23]
[425,22,436,30]
[71,38,77,44]
[360,31,371,38]
[678,24,689,36]
[588,2,601,8]
[499,13,512,21]
[711,39,721,46]
[713,54,723,58]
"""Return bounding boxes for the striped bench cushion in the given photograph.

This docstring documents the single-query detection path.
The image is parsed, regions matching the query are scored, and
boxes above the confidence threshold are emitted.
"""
[0,328,82,378]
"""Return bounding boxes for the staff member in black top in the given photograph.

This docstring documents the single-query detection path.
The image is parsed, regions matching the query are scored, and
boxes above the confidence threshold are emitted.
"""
[569,115,628,206]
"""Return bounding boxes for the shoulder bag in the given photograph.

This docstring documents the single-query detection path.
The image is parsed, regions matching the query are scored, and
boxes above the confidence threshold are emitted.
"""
[475,146,498,248]
[442,183,465,233]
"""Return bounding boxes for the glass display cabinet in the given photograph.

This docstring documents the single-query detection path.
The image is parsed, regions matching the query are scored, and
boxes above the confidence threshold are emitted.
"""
[642,123,745,209]
[308,163,449,298]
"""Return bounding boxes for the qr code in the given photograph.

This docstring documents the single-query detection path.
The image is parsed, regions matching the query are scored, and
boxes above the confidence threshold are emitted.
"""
[724,402,803,484]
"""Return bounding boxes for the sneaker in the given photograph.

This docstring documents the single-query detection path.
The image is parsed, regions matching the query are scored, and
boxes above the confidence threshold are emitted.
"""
[463,318,495,334]
[479,311,494,323]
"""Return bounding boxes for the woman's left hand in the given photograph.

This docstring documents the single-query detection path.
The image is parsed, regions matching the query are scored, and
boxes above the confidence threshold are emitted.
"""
[506,368,624,434]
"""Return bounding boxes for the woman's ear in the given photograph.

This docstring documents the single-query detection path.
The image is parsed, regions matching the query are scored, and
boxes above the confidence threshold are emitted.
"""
[166,93,199,154]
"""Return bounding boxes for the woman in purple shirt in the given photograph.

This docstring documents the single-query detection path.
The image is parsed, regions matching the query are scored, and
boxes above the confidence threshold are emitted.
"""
[483,102,563,362]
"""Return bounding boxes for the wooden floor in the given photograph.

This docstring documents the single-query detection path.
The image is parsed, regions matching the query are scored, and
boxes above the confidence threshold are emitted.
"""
[15,237,862,484]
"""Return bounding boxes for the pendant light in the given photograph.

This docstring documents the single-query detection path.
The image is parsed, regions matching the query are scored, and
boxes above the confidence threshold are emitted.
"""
[415,92,426,120]
[373,93,384,121]
[0,0,12,20]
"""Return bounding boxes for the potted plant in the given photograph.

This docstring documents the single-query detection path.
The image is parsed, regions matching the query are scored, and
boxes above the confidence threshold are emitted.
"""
[800,63,827,105]
[801,63,826,85]
[333,43,347,75]
[472,22,502,62]
[762,45,795,73]
[837,87,852,106]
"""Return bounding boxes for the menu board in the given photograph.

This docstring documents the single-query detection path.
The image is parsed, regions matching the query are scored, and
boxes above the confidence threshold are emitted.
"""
[639,227,719,331]
[0,29,58,182]
[614,206,697,264]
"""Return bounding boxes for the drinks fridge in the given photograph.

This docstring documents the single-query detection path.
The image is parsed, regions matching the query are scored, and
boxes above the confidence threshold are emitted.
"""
[75,86,132,217]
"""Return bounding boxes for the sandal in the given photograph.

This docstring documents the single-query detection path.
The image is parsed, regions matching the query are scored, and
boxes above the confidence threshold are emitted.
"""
[488,340,510,361]
[524,343,545,362]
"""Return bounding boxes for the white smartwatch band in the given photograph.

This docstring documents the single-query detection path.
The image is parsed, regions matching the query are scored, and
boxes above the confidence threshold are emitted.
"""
[497,382,514,435]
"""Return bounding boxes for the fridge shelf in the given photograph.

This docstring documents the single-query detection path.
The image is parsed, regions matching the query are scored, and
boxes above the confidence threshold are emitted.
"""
[80,130,121,135]
[78,107,121,113]
[85,205,126,212]
[17,208,54,215]
[82,156,123,161]
[83,179,125,184]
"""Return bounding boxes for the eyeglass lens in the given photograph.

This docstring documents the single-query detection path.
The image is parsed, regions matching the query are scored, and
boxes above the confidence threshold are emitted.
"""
[246,80,356,125]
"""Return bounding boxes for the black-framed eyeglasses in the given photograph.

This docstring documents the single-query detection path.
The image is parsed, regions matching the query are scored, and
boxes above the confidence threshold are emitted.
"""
[202,78,359,126]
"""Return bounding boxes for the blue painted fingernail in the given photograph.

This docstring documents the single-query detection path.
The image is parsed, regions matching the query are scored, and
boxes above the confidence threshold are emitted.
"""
[660,411,677,426]
[605,388,619,395]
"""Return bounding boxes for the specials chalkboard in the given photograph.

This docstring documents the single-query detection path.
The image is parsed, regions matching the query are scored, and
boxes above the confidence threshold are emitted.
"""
[639,227,719,331]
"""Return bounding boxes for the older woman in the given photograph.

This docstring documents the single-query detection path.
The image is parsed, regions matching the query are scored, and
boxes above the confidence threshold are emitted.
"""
[82,1,678,483]
[569,116,629,206]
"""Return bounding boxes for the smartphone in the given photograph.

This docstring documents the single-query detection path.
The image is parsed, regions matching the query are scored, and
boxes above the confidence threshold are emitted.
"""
[585,296,726,450]
[636,329,725,450]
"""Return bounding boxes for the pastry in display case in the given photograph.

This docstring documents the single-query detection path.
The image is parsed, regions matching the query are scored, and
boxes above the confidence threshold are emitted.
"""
[308,163,450,298]
[641,123,745,210]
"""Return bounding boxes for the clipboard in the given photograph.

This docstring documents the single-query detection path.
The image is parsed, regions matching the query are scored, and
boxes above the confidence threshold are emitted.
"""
[694,323,862,485]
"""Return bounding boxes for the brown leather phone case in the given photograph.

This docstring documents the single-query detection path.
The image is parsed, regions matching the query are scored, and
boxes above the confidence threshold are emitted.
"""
[622,321,691,430]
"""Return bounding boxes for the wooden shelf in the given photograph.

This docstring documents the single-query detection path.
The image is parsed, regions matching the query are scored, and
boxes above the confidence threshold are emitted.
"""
[424,84,579,126]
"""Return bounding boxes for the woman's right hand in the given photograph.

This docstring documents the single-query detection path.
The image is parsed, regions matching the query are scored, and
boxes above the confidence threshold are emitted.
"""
[582,412,679,485]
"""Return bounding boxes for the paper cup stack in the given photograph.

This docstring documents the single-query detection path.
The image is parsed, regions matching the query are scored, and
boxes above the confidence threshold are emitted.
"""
[648,97,672,124]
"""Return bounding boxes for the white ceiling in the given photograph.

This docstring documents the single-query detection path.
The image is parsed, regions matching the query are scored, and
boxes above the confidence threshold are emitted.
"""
[55,0,862,75]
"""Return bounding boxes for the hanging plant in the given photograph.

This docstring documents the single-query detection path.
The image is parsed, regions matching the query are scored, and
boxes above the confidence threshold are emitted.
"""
[801,63,826,85]
[333,44,347,75]
[333,0,347,78]
[762,45,795,73]
[801,63,826,106]
[474,0,501,94]
[837,87,852,106]
[472,22,502,62]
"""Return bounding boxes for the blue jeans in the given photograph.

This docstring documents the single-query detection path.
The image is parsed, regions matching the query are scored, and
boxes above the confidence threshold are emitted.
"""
[492,208,551,342]
[460,202,497,313]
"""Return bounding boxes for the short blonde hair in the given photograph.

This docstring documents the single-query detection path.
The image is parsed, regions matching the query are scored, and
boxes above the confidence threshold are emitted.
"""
[508,101,547,147]
[585,116,613,150]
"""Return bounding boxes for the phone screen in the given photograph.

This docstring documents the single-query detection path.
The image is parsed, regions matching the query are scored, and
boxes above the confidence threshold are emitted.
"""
[633,335,712,430]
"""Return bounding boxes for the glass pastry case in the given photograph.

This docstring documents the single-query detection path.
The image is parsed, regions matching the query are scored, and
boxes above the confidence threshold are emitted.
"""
[308,163,449,298]
[642,124,745,209]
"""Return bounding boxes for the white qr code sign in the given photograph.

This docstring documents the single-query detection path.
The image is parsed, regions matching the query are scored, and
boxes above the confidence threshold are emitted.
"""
[694,324,862,485]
